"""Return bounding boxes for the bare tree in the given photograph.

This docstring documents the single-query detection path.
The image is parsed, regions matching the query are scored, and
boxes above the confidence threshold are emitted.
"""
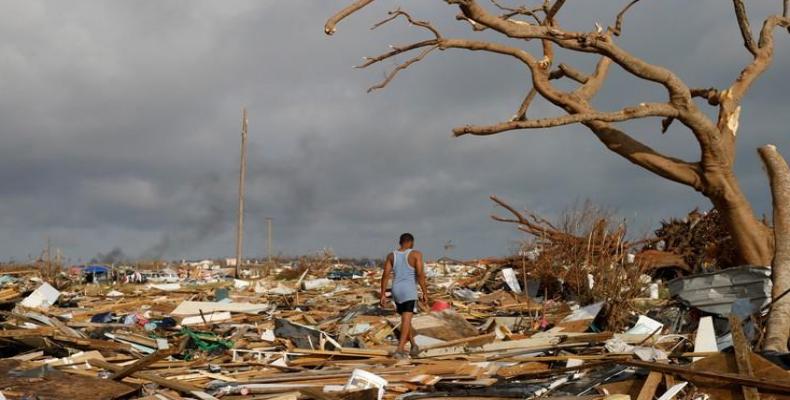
[759,144,790,353]
[325,0,790,266]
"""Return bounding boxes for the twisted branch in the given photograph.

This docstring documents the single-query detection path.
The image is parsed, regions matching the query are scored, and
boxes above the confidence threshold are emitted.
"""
[454,103,678,136]
[732,0,758,56]
[325,0,375,35]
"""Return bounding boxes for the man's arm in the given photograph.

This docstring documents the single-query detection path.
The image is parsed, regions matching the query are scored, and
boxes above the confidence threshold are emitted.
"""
[380,253,393,307]
[413,251,429,304]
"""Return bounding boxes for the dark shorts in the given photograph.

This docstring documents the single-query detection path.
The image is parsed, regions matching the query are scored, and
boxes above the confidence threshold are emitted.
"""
[396,300,417,314]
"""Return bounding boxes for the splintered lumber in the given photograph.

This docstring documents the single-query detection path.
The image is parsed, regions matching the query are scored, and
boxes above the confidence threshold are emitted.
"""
[729,314,760,400]
[418,332,653,359]
[53,335,134,352]
[110,350,172,380]
[418,335,559,358]
[0,327,55,338]
[636,371,663,400]
[496,362,548,378]
[412,311,478,341]
[291,348,389,357]
[620,359,790,393]
[89,358,220,400]
[170,301,268,315]
[418,332,497,351]
[0,359,136,400]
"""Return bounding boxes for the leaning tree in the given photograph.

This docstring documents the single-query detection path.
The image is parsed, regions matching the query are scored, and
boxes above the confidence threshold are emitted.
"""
[324,0,790,266]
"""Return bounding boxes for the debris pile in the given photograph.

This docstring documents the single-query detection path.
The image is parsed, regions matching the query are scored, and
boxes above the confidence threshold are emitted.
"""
[0,203,787,399]
[0,257,782,400]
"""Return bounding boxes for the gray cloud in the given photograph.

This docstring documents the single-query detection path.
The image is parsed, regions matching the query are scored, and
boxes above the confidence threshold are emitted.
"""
[0,1,788,262]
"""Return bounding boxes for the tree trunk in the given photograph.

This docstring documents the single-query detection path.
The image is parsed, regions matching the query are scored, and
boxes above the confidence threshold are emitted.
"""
[705,171,774,266]
[758,144,790,353]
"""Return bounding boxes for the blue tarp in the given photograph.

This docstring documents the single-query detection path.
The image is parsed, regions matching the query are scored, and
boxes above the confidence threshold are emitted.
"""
[83,265,109,274]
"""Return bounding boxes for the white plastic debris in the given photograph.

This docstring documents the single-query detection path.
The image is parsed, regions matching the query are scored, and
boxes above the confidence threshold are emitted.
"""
[234,279,250,289]
[625,315,664,335]
[693,316,718,362]
[347,323,371,335]
[181,311,232,326]
[501,268,522,294]
[561,302,604,322]
[106,290,124,297]
[20,282,60,309]
[302,278,333,291]
[453,288,480,301]
[649,283,660,299]
[658,382,688,400]
[343,369,387,400]
[260,329,276,342]
[147,283,181,291]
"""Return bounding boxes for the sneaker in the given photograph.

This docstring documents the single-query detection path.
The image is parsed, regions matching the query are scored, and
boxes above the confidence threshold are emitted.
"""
[392,350,410,359]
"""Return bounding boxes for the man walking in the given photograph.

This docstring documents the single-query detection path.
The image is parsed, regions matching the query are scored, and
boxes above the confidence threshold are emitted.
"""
[380,233,429,358]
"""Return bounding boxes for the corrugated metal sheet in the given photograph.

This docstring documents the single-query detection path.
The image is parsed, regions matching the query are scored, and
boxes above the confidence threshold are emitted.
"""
[668,266,772,315]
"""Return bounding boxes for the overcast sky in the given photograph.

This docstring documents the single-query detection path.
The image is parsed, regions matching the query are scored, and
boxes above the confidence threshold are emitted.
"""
[0,1,788,263]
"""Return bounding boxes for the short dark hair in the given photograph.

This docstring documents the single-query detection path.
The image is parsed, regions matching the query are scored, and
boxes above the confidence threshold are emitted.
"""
[399,233,414,245]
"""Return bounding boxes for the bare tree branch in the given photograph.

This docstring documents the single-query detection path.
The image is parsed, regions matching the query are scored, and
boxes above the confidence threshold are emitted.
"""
[367,46,438,92]
[546,0,567,21]
[609,0,642,36]
[433,37,702,188]
[451,1,696,105]
[327,0,786,266]
[454,103,678,136]
[729,15,790,103]
[490,195,572,242]
[512,88,538,121]
[584,120,703,189]
[576,56,612,99]
[325,0,375,35]
[691,87,721,106]
[557,63,589,84]
[372,9,441,39]
[732,0,758,56]
[356,40,438,68]
[489,0,544,24]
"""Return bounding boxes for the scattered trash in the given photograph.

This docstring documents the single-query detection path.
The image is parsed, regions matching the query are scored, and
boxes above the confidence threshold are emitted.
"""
[19,282,60,309]
[343,369,387,400]
[0,235,787,400]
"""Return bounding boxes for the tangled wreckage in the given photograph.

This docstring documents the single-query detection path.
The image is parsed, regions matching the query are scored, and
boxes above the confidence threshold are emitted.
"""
[0,201,787,400]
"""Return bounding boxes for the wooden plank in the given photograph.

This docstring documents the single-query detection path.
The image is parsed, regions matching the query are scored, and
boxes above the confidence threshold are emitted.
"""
[620,359,790,392]
[110,350,172,380]
[89,358,220,400]
[419,332,497,351]
[636,371,663,400]
[728,314,760,400]
[0,359,136,400]
[0,327,55,338]
[496,362,548,378]
[291,348,387,358]
[53,335,134,352]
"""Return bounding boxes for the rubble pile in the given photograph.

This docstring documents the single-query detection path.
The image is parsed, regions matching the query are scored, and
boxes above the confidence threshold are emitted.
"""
[0,252,786,400]
[651,209,738,271]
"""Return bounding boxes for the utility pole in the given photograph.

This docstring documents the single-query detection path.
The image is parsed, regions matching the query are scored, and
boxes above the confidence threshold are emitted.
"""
[266,217,273,263]
[235,108,248,278]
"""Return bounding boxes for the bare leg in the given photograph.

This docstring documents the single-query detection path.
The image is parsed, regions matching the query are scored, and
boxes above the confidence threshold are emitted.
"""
[398,311,413,353]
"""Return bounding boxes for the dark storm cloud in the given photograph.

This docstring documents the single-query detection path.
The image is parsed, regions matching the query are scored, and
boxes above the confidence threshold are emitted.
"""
[0,1,788,261]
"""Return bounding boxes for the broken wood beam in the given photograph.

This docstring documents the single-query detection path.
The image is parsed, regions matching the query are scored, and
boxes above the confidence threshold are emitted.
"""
[110,350,173,381]
[88,358,219,400]
[728,314,760,400]
[620,359,790,393]
[636,371,662,400]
